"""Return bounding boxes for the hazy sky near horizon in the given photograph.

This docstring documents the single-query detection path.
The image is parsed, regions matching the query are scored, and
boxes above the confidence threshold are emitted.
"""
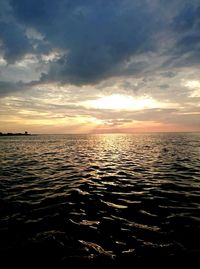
[0,0,200,133]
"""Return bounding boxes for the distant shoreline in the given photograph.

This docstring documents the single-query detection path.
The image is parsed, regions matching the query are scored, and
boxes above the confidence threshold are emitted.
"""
[0,132,31,136]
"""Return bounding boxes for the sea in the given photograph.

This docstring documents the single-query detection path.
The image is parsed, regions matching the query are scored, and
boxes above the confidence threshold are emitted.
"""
[0,133,200,267]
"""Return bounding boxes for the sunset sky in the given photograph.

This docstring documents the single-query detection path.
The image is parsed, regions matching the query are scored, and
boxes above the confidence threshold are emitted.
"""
[0,0,200,133]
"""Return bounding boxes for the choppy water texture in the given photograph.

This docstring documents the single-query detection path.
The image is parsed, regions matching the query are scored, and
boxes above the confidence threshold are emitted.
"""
[0,133,200,266]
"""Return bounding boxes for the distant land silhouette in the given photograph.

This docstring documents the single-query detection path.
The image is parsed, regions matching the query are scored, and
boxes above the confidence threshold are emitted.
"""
[0,131,30,136]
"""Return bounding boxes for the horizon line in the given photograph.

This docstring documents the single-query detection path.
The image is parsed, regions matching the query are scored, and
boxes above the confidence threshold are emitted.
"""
[22,131,200,135]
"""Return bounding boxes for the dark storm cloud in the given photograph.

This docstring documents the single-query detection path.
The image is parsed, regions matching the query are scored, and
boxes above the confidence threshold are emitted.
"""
[0,0,200,87]
[172,3,200,31]
[0,22,32,63]
[0,81,24,97]
[7,0,157,84]
[164,2,200,68]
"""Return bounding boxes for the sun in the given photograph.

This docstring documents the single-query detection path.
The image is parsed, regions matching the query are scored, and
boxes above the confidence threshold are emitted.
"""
[89,94,134,110]
[84,94,162,111]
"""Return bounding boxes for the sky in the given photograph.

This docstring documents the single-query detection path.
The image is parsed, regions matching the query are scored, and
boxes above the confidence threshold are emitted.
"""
[0,0,200,134]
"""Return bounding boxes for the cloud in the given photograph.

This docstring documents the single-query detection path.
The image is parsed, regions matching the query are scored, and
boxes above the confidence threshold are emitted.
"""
[0,0,200,133]
[0,22,32,63]
[160,71,177,78]
[163,2,200,69]
[0,0,199,87]
[0,81,25,97]
[7,0,160,84]
[172,3,200,31]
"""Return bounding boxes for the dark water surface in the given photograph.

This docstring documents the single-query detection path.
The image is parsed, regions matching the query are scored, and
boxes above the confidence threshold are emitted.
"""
[0,133,200,266]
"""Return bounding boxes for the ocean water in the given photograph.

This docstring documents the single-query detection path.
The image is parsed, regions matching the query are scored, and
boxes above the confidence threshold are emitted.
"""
[0,133,200,266]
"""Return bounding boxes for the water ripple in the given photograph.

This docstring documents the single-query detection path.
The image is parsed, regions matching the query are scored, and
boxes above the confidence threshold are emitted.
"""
[0,133,200,265]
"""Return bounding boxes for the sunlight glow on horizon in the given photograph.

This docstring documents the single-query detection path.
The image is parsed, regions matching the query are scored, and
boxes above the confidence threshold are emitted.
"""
[84,94,170,111]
